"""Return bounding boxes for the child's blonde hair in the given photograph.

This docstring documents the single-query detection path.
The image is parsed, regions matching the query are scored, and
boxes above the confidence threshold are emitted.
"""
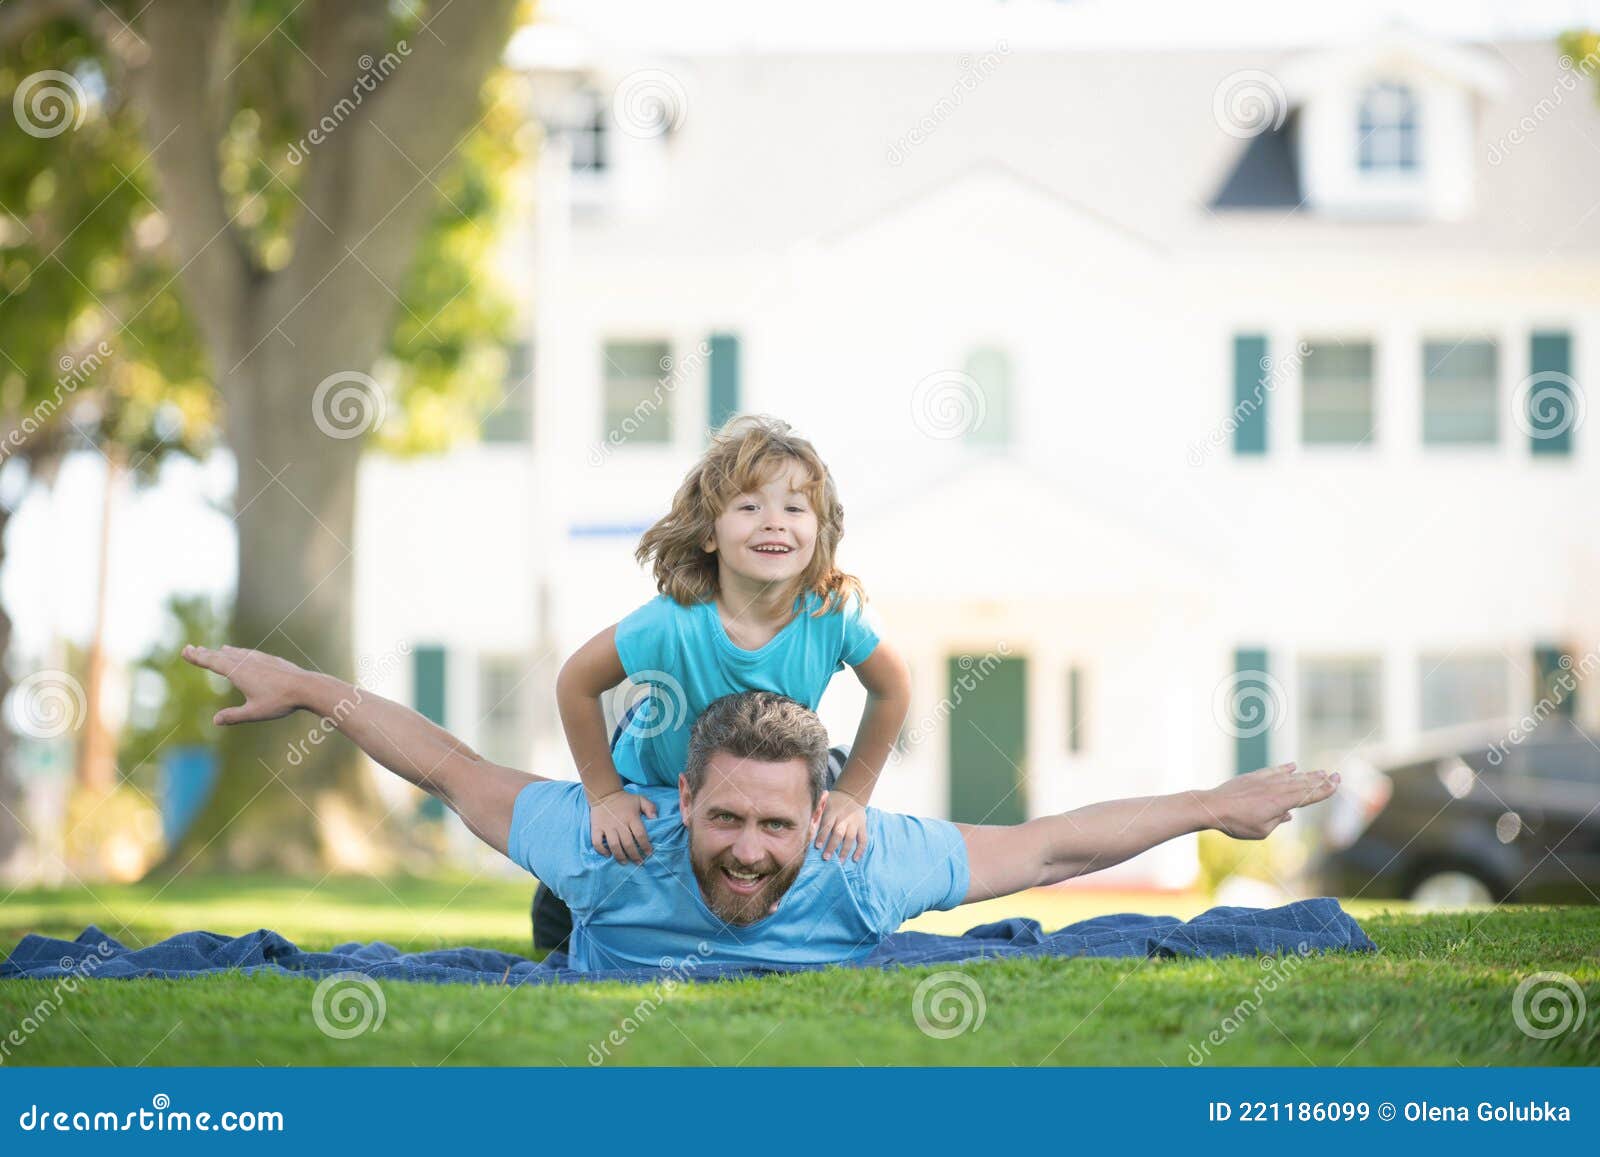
[635,414,865,615]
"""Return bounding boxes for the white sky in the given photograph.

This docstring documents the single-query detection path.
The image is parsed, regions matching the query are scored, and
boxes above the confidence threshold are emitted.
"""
[522,0,1600,53]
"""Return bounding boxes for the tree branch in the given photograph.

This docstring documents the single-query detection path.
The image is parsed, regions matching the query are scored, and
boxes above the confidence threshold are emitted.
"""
[289,0,519,315]
[126,0,256,367]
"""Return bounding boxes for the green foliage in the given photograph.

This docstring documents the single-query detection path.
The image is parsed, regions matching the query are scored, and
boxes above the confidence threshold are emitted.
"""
[0,10,214,482]
[0,0,528,474]
[116,594,230,787]
[1560,29,1600,75]
[1197,828,1272,892]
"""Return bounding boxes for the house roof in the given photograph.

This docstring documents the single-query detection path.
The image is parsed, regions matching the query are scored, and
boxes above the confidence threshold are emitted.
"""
[1276,27,1513,103]
[551,37,1600,260]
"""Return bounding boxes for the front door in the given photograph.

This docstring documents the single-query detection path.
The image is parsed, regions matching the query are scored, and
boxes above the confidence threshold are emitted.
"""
[946,654,1028,825]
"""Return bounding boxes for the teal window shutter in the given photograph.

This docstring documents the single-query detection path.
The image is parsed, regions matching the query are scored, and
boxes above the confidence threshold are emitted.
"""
[708,333,741,432]
[1232,647,1271,775]
[1533,645,1578,719]
[413,645,447,726]
[412,645,448,820]
[1232,335,1268,455]
[1528,331,1574,456]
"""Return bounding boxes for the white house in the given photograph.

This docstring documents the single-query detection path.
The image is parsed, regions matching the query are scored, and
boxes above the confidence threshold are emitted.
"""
[353,8,1600,886]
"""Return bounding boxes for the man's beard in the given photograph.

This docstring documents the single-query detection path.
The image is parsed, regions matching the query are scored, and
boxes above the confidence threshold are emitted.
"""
[690,838,805,926]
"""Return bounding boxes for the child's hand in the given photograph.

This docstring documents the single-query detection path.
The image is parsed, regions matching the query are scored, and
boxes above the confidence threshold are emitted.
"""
[589,789,658,864]
[815,790,868,861]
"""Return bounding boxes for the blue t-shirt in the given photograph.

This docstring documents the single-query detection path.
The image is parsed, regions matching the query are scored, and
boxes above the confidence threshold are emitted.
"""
[508,781,970,971]
[611,590,881,787]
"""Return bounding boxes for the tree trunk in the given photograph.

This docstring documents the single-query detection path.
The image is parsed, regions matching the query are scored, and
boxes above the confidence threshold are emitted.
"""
[76,445,120,794]
[136,0,521,874]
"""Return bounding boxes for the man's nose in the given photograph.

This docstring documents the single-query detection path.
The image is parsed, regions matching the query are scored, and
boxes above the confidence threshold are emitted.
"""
[731,825,765,865]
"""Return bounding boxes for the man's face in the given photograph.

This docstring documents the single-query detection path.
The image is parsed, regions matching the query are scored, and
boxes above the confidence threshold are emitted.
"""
[679,751,824,926]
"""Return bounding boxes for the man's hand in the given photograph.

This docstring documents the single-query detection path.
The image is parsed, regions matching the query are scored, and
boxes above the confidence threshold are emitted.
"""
[1202,762,1340,840]
[815,789,868,861]
[589,788,658,864]
[181,644,311,725]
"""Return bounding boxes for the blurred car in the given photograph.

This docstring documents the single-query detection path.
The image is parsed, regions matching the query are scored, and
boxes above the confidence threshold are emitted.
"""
[1313,718,1600,907]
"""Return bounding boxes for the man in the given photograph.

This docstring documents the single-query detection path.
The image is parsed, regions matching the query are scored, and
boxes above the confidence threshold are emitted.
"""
[181,643,1340,971]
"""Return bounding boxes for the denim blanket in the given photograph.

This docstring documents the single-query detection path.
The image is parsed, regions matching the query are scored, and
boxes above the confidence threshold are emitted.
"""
[0,898,1374,985]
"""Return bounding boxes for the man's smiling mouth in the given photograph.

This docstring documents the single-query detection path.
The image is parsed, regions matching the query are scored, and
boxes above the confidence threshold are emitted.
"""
[720,865,766,894]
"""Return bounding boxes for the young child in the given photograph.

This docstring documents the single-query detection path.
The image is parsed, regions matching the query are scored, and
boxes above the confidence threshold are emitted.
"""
[548,415,911,918]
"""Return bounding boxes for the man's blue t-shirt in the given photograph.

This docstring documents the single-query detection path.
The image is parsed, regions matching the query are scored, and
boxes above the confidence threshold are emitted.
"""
[611,591,880,788]
[508,781,970,971]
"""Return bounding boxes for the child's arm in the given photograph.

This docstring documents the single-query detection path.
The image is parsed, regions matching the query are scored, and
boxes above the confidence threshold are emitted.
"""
[555,625,658,863]
[815,639,912,861]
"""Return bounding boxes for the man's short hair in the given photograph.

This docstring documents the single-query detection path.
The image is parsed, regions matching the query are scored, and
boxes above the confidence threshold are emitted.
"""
[683,691,831,808]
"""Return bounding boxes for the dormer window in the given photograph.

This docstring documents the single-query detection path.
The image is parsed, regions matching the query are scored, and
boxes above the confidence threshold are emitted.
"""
[557,86,608,174]
[1356,81,1419,173]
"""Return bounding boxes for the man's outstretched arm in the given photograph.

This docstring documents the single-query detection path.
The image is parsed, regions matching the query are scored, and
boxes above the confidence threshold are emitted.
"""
[181,644,542,855]
[956,763,1340,903]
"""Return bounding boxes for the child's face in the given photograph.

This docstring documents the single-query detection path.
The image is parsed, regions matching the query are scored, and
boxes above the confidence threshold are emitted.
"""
[703,461,819,589]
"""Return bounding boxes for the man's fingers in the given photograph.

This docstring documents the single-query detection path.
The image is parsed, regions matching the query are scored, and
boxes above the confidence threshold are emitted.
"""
[182,644,222,674]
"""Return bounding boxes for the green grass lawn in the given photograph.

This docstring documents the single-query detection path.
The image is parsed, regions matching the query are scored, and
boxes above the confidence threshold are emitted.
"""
[2,876,1597,1066]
